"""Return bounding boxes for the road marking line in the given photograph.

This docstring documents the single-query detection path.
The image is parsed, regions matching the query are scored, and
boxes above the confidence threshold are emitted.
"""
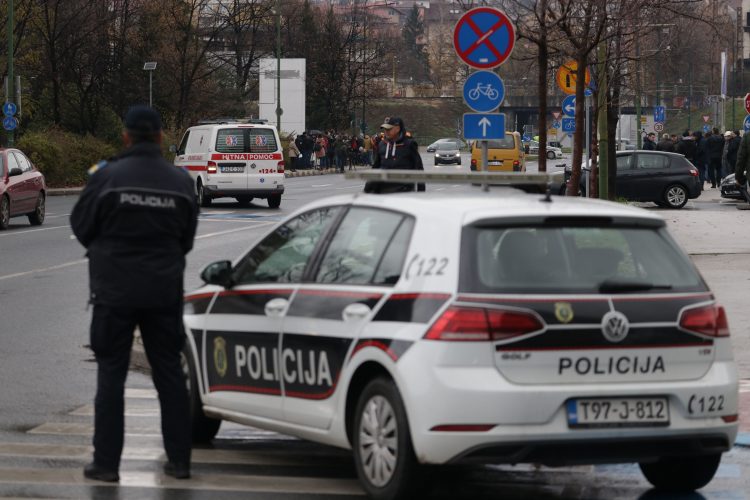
[0,467,364,495]
[27,422,161,437]
[69,405,160,418]
[0,442,345,467]
[125,388,158,399]
[311,184,332,187]
[0,259,87,282]
[196,222,275,240]
[0,225,69,238]
[44,213,71,219]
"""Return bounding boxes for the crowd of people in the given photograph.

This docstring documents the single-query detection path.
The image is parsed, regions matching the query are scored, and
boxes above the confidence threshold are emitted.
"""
[642,128,740,188]
[287,130,383,173]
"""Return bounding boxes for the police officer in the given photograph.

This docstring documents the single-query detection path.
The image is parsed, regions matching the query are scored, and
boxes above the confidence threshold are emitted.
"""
[364,117,425,193]
[71,106,198,482]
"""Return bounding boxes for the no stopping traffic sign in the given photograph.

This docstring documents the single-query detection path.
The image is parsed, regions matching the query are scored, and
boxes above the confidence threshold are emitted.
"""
[453,8,515,69]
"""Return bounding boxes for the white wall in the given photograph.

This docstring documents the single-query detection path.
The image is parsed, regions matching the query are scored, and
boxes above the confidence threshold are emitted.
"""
[259,58,306,136]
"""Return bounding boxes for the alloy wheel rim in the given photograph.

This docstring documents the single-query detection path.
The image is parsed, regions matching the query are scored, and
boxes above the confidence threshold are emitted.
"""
[667,187,686,206]
[358,395,398,487]
[37,195,45,220]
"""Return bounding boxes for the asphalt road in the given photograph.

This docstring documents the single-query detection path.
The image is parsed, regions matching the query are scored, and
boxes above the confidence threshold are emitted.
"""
[0,163,749,499]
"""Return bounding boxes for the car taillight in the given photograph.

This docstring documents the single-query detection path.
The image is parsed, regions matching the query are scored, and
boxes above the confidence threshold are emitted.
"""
[689,169,699,177]
[277,160,285,174]
[424,306,543,342]
[207,161,218,174]
[679,304,730,337]
[513,160,520,171]
[471,159,477,167]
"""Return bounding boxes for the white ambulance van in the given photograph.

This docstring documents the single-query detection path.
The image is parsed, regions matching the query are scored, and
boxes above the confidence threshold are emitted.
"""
[173,120,285,208]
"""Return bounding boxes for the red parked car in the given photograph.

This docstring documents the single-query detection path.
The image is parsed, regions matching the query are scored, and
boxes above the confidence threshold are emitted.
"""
[0,148,46,230]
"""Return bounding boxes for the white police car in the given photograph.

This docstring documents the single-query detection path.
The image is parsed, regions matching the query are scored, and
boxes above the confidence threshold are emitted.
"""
[182,172,738,500]
[172,120,284,208]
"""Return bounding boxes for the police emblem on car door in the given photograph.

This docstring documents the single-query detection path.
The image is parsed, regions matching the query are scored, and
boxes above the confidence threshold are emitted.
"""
[200,206,342,419]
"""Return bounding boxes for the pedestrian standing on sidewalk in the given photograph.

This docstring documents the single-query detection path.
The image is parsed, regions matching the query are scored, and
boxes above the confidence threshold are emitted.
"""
[693,131,708,186]
[734,129,750,203]
[71,105,197,482]
[643,132,657,151]
[364,116,425,194]
[656,133,675,152]
[707,128,725,188]
[287,134,300,172]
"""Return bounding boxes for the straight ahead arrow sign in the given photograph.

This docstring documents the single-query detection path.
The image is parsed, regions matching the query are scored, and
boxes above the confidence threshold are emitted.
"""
[478,117,492,136]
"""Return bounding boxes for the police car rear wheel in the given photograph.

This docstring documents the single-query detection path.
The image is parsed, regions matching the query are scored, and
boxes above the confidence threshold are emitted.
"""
[28,193,45,226]
[0,195,9,230]
[546,151,556,159]
[267,194,281,209]
[639,453,721,492]
[353,378,420,500]
[181,344,221,443]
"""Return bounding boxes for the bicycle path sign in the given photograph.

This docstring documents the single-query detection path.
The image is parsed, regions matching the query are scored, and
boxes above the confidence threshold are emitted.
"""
[463,71,504,113]
[453,7,515,69]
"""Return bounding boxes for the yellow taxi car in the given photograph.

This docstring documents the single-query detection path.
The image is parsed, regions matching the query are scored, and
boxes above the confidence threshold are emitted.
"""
[470,131,525,172]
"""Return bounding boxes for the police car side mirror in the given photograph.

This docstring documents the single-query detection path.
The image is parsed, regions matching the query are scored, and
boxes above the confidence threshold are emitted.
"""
[8,167,22,177]
[169,144,178,154]
[200,260,233,288]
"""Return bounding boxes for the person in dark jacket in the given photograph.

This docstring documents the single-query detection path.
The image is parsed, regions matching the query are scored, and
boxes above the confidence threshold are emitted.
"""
[706,128,725,187]
[693,131,708,185]
[674,131,696,163]
[364,117,425,193]
[656,133,675,152]
[71,106,198,482]
[726,131,741,178]
[642,132,657,150]
[735,131,750,202]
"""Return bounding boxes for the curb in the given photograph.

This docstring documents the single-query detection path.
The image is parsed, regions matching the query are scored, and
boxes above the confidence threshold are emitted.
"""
[47,167,361,195]
[736,433,750,448]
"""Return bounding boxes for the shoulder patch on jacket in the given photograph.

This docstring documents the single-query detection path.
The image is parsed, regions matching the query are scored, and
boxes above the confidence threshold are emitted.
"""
[88,160,108,176]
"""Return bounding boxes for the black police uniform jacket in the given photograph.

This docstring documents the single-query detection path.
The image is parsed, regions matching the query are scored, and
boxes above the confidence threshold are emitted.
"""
[364,132,425,193]
[71,142,198,308]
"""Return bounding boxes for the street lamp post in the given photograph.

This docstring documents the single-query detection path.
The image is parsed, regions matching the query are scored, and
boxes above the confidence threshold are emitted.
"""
[275,0,282,133]
[7,0,14,146]
[143,62,157,107]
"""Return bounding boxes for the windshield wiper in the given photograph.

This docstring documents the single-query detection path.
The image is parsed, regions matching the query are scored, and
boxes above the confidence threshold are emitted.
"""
[598,279,673,293]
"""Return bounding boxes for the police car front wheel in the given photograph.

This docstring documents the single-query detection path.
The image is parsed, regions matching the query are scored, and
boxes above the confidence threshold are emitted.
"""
[181,344,221,443]
[639,453,721,492]
[353,377,421,500]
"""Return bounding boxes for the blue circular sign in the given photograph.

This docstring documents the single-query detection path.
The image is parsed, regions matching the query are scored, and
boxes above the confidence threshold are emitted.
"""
[454,8,515,69]
[743,115,750,133]
[3,116,17,131]
[463,71,504,113]
[584,88,593,97]
[3,102,16,117]
[562,95,576,117]
[552,121,561,129]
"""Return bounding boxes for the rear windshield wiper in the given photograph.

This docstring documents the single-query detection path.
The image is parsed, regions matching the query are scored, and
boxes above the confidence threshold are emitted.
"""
[598,279,673,293]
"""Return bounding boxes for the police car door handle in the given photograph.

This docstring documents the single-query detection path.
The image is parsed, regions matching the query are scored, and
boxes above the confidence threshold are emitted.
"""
[264,298,289,317]
[342,303,371,323]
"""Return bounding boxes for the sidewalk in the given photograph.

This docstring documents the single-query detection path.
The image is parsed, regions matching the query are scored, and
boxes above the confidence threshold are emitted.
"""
[47,166,362,196]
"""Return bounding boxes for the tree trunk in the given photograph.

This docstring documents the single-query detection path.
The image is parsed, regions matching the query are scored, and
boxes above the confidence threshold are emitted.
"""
[537,0,548,172]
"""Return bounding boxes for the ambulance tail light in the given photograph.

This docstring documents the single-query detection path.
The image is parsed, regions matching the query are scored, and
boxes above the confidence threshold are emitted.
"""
[424,306,543,342]
[679,304,730,338]
[207,161,218,174]
[277,161,285,174]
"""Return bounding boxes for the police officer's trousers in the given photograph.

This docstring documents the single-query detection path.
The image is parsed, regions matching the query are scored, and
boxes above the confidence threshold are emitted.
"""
[90,304,191,470]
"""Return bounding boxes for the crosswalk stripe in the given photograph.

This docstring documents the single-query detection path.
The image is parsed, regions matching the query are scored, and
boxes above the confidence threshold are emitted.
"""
[69,405,160,418]
[124,388,158,399]
[0,442,345,467]
[0,467,364,495]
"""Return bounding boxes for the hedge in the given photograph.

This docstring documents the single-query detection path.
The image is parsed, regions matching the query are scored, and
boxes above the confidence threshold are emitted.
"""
[18,129,118,188]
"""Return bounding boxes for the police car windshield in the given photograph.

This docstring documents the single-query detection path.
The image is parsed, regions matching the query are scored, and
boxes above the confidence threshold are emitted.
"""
[460,225,706,294]
[215,128,277,153]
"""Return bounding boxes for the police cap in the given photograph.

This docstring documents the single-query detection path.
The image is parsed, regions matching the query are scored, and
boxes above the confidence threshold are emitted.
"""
[124,105,162,137]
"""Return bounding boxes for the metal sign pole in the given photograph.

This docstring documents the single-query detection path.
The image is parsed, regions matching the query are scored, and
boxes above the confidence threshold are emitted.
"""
[585,94,590,198]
